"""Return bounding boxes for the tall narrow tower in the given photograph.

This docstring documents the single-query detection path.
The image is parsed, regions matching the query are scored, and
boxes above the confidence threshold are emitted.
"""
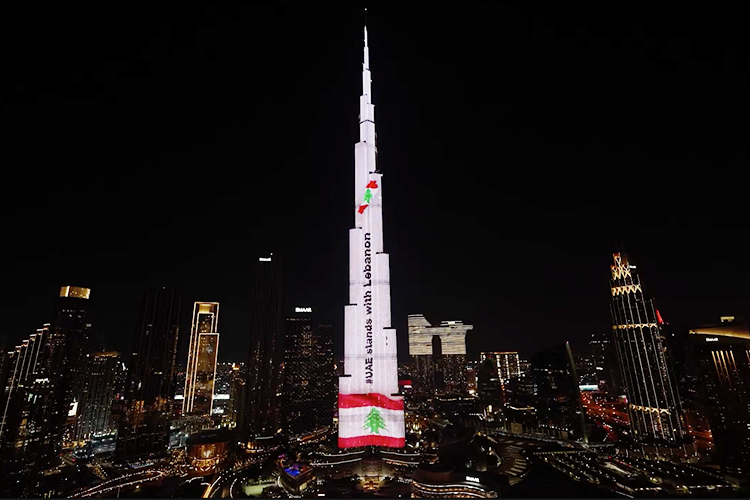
[117,286,181,457]
[183,302,220,416]
[244,254,284,439]
[338,26,405,448]
[609,253,685,447]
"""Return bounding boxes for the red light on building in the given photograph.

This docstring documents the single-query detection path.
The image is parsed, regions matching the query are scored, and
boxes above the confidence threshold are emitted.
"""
[656,309,664,325]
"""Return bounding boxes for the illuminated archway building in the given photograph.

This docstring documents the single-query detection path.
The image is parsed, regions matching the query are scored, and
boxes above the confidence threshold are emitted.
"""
[609,253,685,447]
[409,315,473,397]
[338,26,404,448]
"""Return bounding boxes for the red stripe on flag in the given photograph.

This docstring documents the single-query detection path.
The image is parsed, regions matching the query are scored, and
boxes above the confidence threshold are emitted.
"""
[338,393,404,411]
[338,435,405,448]
[358,205,368,214]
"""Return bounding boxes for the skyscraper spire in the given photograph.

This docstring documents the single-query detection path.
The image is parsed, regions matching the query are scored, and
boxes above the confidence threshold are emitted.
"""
[339,25,404,448]
[364,25,369,67]
[360,25,374,147]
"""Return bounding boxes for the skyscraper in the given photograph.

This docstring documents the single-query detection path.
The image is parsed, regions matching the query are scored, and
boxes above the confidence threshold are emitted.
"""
[194,333,219,416]
[51,286,94,447]
[529,342,588,443]
[244,254,284,440]
[1,286,93,473]
[183,302,220,416]
[609,253,685,447]
[338,26,404,448]
[480,351,520,384]
[117,286,181,457]
[228,364,246,430]
[0,325,50,452]
[283,307,335,438]
[75,351,121,442]
[687,318,750,475]
[409,315,473,397]
[0,325,57,496]
[476,354,502,401]
[590,331,621,393]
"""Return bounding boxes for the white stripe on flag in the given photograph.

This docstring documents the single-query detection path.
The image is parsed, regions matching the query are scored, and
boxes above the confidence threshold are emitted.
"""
[338,406,405,439]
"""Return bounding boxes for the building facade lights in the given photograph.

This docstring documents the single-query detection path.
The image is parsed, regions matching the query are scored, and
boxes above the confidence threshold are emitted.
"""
[338,26,404,448]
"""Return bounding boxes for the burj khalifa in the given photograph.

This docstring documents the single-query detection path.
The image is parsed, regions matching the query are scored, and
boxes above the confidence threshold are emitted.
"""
[337,26,405,448]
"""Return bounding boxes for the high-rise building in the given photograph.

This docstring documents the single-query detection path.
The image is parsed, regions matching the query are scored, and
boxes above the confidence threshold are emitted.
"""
[480,352,520,384]
[117,286,182,457]
[0,325,51,451]
[228,364,246,429]
[590,331,621,393]
[75,352,121,442]
[194,334,219,416]
[244,254,284,440]
[476,354,502,401]
[0,326,58,496]
[466,360,478,395]
[529,342,588,443]
[183,302,220,416]
[338,26,404,449]
[1,286,93,478]
[51,286,94,447]
[687,318,750,475]
[409,315,473,397]
[609,253,685,447]
[283,307,335,438]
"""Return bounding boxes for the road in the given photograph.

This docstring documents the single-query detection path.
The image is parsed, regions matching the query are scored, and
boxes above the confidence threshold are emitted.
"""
[70,468,167,498]
[203,455,278,498]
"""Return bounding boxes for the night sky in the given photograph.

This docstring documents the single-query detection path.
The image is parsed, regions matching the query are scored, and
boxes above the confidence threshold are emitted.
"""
[3,3,748,365]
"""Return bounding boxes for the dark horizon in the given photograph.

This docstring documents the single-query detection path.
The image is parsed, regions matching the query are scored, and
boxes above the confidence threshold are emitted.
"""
[3,3,749,364]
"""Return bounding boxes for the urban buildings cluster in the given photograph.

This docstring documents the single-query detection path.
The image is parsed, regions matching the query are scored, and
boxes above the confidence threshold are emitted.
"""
[1,23,749,499]
[0,259,340,497]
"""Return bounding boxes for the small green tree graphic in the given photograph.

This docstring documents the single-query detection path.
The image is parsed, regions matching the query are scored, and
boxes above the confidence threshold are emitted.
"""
[363,408,388,434]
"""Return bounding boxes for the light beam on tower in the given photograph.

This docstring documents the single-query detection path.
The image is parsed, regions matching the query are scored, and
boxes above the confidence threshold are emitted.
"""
[337,24,405,448]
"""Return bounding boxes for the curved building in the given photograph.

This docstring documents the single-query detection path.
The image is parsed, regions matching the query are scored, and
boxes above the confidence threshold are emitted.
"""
[411,463,503,498]
[687,318,750,474]
[186,428,232,474]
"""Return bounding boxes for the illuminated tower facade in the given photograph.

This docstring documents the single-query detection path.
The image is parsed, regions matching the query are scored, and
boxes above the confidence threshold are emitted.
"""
[183,302,220,416]
[609,253,685,447]
[409,315,473,397]
[480,351,520,384]
[0,325,50,450]
[338,26,404,448]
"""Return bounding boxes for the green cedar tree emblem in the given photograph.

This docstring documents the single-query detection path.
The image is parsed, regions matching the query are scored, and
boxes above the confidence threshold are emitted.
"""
[363,407,388,434]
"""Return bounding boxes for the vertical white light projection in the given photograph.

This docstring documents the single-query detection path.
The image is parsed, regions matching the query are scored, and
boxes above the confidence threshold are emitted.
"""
[338,26,405,448]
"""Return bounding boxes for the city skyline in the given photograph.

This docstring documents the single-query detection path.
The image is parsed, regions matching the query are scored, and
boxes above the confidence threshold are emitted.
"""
[2,4,750,496]
[3,3,749,363]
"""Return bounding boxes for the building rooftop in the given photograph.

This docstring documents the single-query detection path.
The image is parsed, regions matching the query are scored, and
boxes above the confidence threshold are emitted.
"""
[185,427,234,446]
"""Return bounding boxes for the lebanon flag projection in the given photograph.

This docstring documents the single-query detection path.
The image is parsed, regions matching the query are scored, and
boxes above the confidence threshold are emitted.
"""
[338,394,405,447]
[338,26,405,449]
[357,180,379,214]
